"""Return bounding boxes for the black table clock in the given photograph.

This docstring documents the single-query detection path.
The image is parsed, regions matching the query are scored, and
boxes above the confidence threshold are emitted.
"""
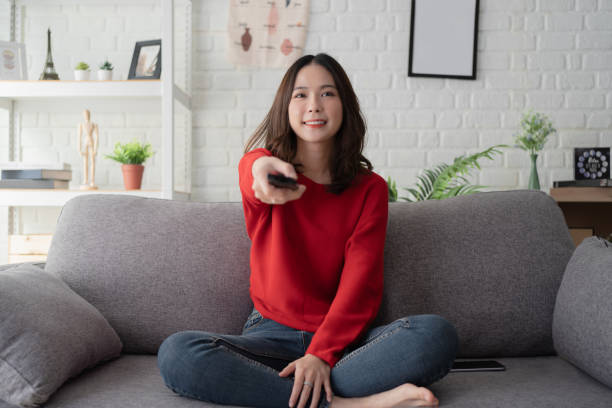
[574,148,609,180]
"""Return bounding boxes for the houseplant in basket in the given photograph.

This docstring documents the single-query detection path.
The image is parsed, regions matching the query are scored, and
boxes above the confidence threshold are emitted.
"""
[97,59,114,80]
[74,62,90,80]
[104,140,154,190]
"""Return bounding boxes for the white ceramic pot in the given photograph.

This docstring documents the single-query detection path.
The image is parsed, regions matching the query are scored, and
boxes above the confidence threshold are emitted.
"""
[74,70,90,80]
[97,70,113,80]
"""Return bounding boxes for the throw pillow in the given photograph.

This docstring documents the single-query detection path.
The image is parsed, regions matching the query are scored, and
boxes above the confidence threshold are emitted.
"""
[553,236,612,388]
[0,263,122,407]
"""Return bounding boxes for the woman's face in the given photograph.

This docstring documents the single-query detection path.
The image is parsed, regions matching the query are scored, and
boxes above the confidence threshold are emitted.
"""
[288,63,343,149]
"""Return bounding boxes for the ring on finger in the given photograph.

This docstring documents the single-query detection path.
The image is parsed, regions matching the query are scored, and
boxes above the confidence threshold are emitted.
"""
[303,381,313,387]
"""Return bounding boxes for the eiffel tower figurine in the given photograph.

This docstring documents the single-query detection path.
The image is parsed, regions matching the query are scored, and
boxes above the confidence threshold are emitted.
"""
[39,28,59,80]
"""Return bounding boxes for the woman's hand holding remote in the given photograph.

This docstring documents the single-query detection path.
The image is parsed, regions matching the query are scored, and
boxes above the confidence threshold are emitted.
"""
[252,156,307,205]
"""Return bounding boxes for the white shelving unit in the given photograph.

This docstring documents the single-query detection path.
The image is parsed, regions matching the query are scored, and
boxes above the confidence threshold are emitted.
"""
[0,0,193,261]
[0,79,193,206]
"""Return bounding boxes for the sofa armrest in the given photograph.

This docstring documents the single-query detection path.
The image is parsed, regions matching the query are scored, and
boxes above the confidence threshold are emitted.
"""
[553,236,612,388]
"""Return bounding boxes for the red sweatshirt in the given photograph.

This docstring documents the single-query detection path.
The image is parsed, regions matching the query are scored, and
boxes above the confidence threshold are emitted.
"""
[238,148,389,368]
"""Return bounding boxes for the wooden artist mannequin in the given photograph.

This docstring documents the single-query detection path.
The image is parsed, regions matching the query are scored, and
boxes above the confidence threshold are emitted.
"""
[78,109,99,190]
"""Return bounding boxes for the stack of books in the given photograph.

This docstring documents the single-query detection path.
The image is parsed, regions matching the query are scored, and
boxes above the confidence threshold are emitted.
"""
[0,162,72,189]
[553,179,611,188]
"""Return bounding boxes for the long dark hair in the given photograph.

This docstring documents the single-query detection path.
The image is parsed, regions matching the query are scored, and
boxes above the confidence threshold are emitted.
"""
[243,53,373,195]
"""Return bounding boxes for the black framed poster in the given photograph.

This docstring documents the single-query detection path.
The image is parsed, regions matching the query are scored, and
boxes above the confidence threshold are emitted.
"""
[408,0,480,80]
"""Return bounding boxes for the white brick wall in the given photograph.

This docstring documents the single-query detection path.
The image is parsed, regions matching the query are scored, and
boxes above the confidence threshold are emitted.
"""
[2,0,612,261]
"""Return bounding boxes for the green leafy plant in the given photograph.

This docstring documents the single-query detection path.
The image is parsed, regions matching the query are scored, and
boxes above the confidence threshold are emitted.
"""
[514,109,556,155]
[99,60,113,70]
[387,145,508,202]
[387,176,398,202]
[74,62,90,71]
[104,140,154,165]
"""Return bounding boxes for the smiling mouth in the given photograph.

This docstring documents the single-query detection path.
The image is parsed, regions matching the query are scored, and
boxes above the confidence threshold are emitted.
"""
[304,120,326,128]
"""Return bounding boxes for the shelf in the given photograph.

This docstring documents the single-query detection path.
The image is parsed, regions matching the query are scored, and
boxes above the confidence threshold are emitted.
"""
[0,80,160,98]
[549,187,612,203]
[0,189,191,207]
[0,80,191,109]
[19,0,164,4]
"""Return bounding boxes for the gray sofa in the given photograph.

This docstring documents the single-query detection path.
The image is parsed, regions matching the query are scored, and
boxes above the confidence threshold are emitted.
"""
[1,190,611,407]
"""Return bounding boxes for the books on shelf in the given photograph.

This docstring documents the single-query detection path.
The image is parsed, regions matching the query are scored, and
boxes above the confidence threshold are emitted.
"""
[0,162,71,171]
[553,179,611,188]
[0,162,72,189]
[0,179,69,189]
[1,169,72,181]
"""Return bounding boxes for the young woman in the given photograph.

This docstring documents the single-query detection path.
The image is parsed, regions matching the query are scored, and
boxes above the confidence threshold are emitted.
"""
[158,53,458,408]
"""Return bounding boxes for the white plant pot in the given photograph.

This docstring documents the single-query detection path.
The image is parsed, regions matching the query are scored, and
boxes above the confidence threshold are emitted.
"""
[97,70,113,80]
[74,70,90,80]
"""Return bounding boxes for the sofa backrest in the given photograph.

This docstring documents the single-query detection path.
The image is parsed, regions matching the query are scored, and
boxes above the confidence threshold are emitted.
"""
[45,190,574,357]
[377,190,574,358]
[46,196,253,355]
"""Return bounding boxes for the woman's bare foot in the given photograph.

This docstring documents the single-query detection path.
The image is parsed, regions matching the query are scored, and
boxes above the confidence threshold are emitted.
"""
[329,383,438,408]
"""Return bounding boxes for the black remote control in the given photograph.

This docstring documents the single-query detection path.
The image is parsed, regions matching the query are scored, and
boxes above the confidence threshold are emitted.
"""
[267,173,298,190]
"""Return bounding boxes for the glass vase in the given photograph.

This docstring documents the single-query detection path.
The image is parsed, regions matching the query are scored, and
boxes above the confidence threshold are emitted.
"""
[528,153,541,190]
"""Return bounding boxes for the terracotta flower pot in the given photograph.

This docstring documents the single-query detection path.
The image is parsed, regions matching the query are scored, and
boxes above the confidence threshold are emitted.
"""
[121,164,144,190]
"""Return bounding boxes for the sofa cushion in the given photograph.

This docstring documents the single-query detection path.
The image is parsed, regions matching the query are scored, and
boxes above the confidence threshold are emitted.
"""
[0,263,122,407]
[431,356,612,407]
[553,236,612,388]
[375,190,575,357]
[45,195,254,354]
[12,355,609,408]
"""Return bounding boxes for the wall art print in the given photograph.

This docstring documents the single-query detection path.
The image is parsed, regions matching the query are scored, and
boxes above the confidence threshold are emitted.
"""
[0,41,27,80]
[227,0,310,68]
[574,148,609,180]
[408,0,479,80]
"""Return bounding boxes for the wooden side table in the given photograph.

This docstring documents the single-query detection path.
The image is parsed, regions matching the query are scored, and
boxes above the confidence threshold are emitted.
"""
[549,187,612,247]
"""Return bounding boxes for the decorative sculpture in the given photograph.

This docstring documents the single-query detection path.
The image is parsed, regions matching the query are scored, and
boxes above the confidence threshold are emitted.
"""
[77,109,99,190]
[39,28,59,80]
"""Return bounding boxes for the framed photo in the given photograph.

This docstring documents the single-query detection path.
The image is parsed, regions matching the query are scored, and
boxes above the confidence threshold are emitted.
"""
[574,147,609,180]
[408,0,480,80]
[128,39,161,80]
[0,41,27,80]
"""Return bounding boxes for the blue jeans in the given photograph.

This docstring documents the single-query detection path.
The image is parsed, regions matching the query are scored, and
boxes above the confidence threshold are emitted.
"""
[158,307,459,408]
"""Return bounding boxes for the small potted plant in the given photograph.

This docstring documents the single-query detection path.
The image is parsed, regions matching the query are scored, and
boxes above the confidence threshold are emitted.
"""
[74,62,90,80]
[97,59,114,80]
[514,110,556,190]
[104,139,155,190]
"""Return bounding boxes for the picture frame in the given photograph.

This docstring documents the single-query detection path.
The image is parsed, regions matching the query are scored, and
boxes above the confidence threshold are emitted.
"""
[574,147,610,180]
[408,0,480,80]
[128,39,162,80]
[0,41,27,80]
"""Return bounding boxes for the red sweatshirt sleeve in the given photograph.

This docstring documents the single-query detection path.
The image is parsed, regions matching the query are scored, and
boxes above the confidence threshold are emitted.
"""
[305,176,389,367]
[238,147,273,205]
[238,148,274,236]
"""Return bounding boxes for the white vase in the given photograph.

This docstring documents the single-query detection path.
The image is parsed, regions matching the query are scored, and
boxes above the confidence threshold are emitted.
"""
[74,70,90,80]
[97,70,113,80]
